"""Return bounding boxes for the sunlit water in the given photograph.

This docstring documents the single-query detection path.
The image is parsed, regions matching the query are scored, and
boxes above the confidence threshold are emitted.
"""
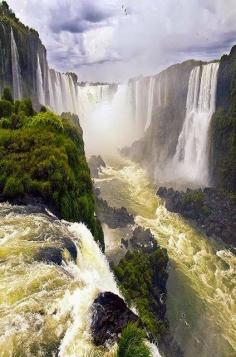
[96,159,236,357]
[0,204,120,356]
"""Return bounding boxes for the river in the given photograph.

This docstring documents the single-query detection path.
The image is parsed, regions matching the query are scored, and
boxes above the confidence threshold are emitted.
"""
[95,158,236,357]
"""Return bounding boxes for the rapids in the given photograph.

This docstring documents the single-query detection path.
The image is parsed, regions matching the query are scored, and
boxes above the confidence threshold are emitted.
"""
[0,203,120,356]
[95,159,236,357]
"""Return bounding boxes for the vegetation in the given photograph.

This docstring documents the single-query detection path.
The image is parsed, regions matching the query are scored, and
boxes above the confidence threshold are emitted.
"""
[114,248,168,340]
[210,47,236,192]
[116,323,151,357]
[0,1,39,35]
[0,88,104,247]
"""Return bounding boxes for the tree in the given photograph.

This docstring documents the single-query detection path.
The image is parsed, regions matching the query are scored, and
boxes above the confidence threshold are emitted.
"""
[2,87,13,103]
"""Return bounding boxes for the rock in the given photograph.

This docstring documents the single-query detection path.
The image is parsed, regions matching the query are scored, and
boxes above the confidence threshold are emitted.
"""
[60,237,77,261]
[95,196,134,229]
[35,247,63,265]
[91,292,139,346]
[157,186,236,247]
[130,226,158,253]
[88,155,106,178]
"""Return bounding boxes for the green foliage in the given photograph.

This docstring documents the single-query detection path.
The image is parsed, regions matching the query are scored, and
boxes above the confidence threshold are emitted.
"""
[114,249,168,340]
[116,323,151,357]
[211,108,236,191]
[0,89,104,247]
[2,87,13,103]
[183,191,204,206]
[27,112,63,132]
[3,176,24,198]
[0,99,13,118]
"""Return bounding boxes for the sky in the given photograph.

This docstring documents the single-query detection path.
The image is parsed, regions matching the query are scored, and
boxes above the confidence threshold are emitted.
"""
[7,0,236,82]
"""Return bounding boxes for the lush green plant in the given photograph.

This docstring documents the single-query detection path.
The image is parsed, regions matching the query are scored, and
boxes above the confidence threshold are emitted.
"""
[183,191,204,206]
[114,249,168,340]
[2,87,13,103]
[0,88,104,247]
[116,323,151,357]
[0,99,13,118]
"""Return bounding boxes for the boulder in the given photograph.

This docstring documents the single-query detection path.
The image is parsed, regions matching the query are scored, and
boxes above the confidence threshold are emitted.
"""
[91,291,139,346]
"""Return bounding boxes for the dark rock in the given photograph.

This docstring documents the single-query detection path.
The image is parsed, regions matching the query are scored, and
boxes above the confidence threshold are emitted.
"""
[130,226,158,253]
[95,196,134,229]
[60,237,77,261]
[157,186,236,247]
[35,247,63,265]
[88,155,106,178]
[91,292,139,346]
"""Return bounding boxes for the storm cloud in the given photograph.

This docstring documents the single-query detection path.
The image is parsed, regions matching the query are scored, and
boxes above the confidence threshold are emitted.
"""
[8,0,236,82]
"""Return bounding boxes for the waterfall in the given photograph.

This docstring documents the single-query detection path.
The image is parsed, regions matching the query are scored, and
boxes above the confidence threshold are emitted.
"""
[145,77,156,130]
[10,28,22,99]
[36,54,45,105]
[173,62,219,186]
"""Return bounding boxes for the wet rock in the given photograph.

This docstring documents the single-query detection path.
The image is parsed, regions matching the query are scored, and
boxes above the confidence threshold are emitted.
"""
[35,247,63,265]
[91,291,139,346]
[157,186,236,247]
[130,226,158,253]
[95,196,134,228]
[60,237,77,261]
[88,155,106,178]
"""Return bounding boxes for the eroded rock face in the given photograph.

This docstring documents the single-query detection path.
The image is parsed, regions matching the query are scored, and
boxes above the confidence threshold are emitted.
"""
[88,155,106,178]
[91,291,139,346]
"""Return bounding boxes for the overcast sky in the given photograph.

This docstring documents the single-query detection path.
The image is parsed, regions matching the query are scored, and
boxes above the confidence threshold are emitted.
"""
[7,0,236,82]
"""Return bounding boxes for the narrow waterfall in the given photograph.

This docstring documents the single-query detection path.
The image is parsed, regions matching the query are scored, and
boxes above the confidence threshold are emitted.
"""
[10,28,22,99]
[36,54,45,105]
[145,77,156,130]
[173,62,219,186]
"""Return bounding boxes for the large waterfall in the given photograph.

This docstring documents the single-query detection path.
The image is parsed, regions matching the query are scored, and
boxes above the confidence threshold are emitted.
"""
[172,62,219,186]
[10,28,22,100]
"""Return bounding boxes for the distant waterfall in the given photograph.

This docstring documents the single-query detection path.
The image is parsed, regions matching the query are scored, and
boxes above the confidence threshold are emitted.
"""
[36,55,45,105]
[173,62,219,185]
[145,77,156,130]
[10,28,22,99]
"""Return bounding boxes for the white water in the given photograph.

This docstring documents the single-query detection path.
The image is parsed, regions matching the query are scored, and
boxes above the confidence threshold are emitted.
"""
[145,77,156,130]
[10,28,22,100]
[172,63,219,186]
[0,204,119,356]
[36,55,45,106]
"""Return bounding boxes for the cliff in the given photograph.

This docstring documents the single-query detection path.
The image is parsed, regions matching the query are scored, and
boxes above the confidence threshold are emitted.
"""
[121,60,203,180]
[210,46,236,192]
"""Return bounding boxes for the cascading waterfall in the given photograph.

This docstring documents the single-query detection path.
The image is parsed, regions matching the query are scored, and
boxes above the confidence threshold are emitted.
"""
[172,62,219,185]
[10,28,22,99]
[145,77,156,130]
[36,54,45,105]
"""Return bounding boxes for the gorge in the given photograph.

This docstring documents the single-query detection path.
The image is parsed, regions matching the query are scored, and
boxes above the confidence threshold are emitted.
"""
[0,1,235,357]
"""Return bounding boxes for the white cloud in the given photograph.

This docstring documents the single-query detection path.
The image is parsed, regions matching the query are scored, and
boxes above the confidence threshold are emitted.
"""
[7,0,236,82]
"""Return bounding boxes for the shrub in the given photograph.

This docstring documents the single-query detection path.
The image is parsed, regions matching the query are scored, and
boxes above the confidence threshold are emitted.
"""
[0,99,13,118]
[27,112,64,132]
[117,323,151,357]
[3,176,24,198]
[2,87,13,103]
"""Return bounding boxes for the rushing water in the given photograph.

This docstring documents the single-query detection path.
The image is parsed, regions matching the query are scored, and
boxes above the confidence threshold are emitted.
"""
[10,28,22,100]
[96,159,236,357]
[172,62,219,186]
[0,203,121,356]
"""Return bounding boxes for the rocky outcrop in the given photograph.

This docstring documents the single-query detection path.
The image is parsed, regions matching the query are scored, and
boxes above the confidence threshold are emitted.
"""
[88,155,106,178]
[157,187,236,247]
[91,292,139,346]
[96,197,134,228]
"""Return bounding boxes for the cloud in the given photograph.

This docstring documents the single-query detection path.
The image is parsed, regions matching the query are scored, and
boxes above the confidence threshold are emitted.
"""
[7,0,236,82]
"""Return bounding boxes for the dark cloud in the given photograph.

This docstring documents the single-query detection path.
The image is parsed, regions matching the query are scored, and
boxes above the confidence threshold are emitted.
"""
[48,1,116,34]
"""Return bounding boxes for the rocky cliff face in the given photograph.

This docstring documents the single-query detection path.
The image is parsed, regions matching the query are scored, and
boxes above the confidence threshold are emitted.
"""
[0,4,46,105]
[122,60,203,181]
[209,45,236,191]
